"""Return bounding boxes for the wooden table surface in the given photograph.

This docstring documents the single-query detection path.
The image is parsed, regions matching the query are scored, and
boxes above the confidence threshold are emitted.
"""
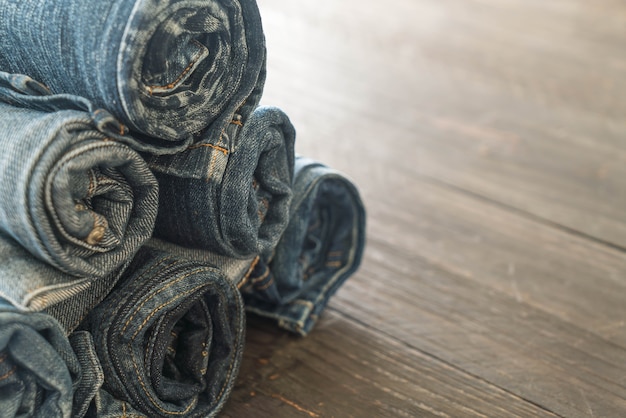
[222,1,626,416]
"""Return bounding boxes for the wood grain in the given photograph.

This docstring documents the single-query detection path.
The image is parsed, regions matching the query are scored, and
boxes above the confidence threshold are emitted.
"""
[222,0,626,416]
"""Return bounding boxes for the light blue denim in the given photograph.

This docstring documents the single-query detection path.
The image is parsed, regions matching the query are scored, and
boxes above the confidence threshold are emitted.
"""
[149,106,295,259]
[0,298,103,418]
[242,157,366,335]
[79,244,246,417]
[0,72,158,282]
[0,0,265,149]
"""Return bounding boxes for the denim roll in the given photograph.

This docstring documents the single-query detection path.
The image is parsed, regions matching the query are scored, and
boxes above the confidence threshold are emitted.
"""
[0,74,158,280]
[149,106,295,259]
[0,299,103,418]
[242,157,366,335]
[0,0,265,149]
[79,245,245,418]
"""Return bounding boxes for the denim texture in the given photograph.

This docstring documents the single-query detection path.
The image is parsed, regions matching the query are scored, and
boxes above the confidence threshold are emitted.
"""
[242,157,366,335]
[0,72,159,281]
[0,299,103,418]
[0,232,130,335]
[149,106,295,259]
[79,244,245,417]
[0,0,266,149]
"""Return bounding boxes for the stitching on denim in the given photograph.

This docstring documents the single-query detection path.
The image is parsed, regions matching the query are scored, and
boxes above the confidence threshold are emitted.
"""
[230,119,243,126]
[130,271,211,340]
[213,286,241,405]
[45,142,132,253]
[237,256,260,289]
[325,261,343,268]
[0,366,17,381]
[251,267,270,284]
[255,277,274,291]
[146,40,204,95]
[188,143,228,155]
[128,282,210,415]
[328,251,342,258]
[205,130,226,183]
[120,256,178,333]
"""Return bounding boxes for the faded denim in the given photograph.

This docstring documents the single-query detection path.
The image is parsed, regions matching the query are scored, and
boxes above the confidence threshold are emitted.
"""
[0,0,265,149]
[0,231,129,334]
[149,106,295,259]
[0,72,159,281]
[79,244,245,417]
[0,298,103,418]
[242,157,366,335]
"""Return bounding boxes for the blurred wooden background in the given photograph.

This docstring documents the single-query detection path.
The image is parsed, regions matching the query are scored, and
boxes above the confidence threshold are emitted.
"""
[222,0,626,416]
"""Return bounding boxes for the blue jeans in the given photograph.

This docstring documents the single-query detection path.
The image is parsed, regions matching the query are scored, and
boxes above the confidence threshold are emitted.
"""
[242,157,367,335]
[0,299,103,418]
[149,106,295,259]
[78,244,245,417]
[0,0,265,149]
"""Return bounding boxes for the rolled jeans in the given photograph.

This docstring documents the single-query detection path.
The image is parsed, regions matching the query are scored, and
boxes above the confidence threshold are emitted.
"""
[0,298,103,418]
[0,73,158,313]
[149,106,295,259]
[79,244,246,418]
[0,0,265,149]
[242,157,366,335]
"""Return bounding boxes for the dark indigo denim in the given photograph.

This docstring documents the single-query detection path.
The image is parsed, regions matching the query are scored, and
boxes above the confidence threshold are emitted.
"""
[0,72,159,281]
[0,299,103,418]
[0,0,266,149]
[79,245,245,417]
[149,106,295,259]
[242,157,366,335]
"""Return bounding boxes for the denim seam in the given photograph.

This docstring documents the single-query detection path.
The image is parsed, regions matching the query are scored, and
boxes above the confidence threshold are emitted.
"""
[45,140,133,253]
[129,275,209,341]
[127,283,209,415]
[126,277,239,415]
[146,40,204,95]
[204,130,227,183]
[0,366,17,381]
[237,256,260,289]
[187,143,229,155]
[119,256,179,333]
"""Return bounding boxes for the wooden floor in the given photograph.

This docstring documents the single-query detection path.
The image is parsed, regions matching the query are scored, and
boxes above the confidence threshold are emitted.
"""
[222,1,626,416]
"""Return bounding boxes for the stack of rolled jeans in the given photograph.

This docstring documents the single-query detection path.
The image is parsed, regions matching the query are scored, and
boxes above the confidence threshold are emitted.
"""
[0,0,366,417]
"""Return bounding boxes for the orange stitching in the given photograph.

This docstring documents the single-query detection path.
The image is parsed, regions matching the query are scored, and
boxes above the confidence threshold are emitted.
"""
[120,256,178,333]
[128,282,235,415]
[204,129,226,183]
[251,268,270,284]
[230,119,243,126]
[0,366,17,381]
[129,270,210,340]
[325,261,342,268]
[146,41,203,94]
[327,251,342,257]
[238,256,260,289]
[188,143,228,155]
[256,277,274,291]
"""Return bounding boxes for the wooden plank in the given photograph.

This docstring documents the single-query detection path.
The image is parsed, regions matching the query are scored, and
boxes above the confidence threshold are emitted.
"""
[332,246,626,417]
[257,0,626,248]
[221,312,559,418]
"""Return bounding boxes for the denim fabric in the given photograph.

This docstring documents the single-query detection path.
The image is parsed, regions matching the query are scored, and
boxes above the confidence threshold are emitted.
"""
[149,106,295,259]
[0,299,103,418]
[242,157,366,335]
[79,245,245,417]
[0,72,159,280]
[0,231,128,334]
[149,238,259,288]
[0,0,265,149]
